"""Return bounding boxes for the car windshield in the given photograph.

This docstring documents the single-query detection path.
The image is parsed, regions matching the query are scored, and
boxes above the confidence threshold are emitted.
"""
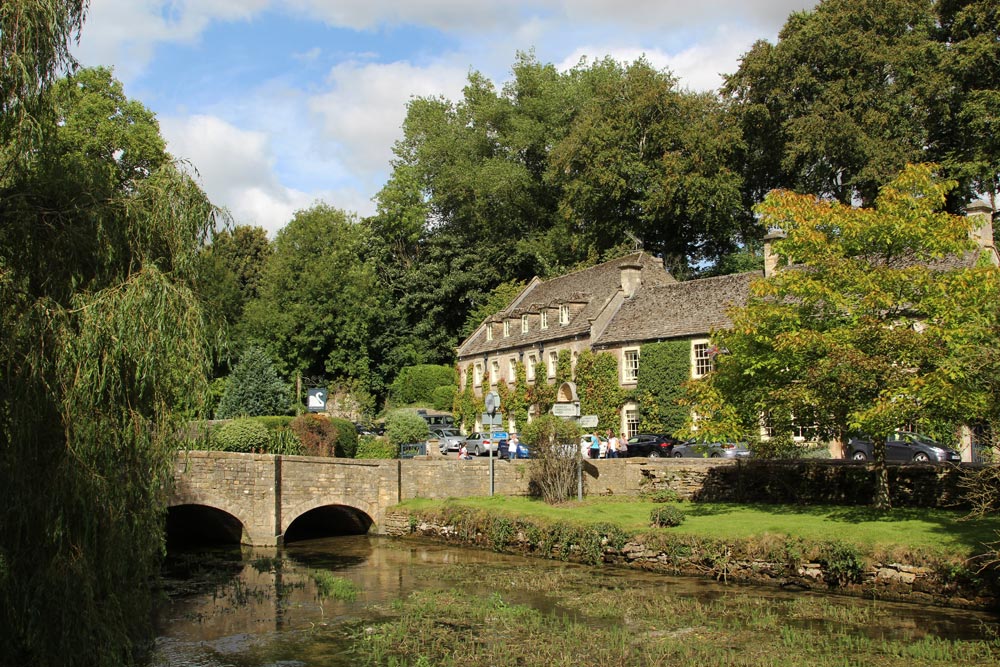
[438,429,460,437]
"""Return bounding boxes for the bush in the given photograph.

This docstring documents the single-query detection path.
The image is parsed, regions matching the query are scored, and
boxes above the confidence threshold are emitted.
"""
[431,384,457,411]
[215,347,290,418]
[215,418,271,453]
[388,364,456,405]
[385,409,430,447]
[291,414,340,457]
[250,415,295,431]
[522,415,582,504]
[355,435,399,459]
[328,417,358,458]
[650,506,686,528]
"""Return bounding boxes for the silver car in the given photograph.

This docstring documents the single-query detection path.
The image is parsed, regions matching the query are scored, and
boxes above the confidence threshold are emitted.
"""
[429,427,464,454]
[671,441,752,459]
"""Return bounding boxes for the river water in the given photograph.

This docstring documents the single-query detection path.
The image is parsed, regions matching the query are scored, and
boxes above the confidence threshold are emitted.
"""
[150,536,998,666]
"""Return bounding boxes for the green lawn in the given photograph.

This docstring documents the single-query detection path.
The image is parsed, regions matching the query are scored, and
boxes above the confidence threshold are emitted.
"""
[397,495,1000,559]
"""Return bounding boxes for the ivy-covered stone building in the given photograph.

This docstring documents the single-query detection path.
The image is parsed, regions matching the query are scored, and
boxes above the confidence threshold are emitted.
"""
[456,202,998,444]
[455,251,759,438]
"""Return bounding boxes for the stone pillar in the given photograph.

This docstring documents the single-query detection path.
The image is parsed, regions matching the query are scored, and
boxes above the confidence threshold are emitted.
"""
[763,228,786,278]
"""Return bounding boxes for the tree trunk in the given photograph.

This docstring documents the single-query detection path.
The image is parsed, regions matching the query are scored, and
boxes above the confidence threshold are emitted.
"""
[871,434,891,511]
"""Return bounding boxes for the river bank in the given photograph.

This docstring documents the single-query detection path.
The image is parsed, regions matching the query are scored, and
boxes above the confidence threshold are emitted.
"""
[152,536,1000,667]
[383,499,1000,611]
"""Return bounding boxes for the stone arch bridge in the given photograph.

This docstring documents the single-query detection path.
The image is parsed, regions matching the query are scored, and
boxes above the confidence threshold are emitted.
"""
[168,451,740,546]
[169,451,537,545]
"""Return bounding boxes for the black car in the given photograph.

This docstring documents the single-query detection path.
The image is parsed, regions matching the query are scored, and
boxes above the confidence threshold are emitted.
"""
[846,432,961,463]
[625,433,677,458]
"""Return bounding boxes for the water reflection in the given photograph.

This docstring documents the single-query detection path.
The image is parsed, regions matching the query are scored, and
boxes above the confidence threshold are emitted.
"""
[150,536,999,666]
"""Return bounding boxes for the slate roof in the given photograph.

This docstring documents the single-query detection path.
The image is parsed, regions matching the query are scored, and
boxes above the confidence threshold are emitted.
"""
[457,252,673,358]
[595,271,760,347]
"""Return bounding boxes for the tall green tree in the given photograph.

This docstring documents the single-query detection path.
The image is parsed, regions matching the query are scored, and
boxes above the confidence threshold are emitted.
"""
[0,0,87,147]
[937,0,1000,206]
[1,57,218,667]
[550,58,746,273]
[241,203,376,390]
[215,346,290,418]
[725,0,941,208]
[683,164,1000,509]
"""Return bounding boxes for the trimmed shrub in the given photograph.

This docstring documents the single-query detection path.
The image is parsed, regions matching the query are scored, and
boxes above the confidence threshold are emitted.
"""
[291,414,338,457]
[215,418,271,453]
[431,384,457,411]
[385,409,430,447]
[355,436,399,459]
[650,506,686,528]
[215,347,290,418]
[388,364,456,405]
[328,417,358,458]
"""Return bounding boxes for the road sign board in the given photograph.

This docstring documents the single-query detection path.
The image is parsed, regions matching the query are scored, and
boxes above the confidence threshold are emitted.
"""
[551,402,580,417]
[578,415,599,428]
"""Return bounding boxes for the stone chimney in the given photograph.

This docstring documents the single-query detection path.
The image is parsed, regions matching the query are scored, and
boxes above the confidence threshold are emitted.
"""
[966,199,999,266]
[619,262,643,298]
[763,228,787,278]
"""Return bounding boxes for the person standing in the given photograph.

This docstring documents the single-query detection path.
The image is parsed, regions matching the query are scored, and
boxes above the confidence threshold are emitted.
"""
[508,433,518,460]
[607,432,619,459]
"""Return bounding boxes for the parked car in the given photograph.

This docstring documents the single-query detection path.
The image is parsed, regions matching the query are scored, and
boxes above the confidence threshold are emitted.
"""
[625,433,677,458]
[846,433,961,463]
[428,427,464,454]
[461,431,508,456]
[671,441,752,459]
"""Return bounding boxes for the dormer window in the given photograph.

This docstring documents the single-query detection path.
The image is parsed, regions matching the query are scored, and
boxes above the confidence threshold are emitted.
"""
[521,314,529,333]
[503,321,510,337]
[486,325,493,342]
[559,305,569,325]
[540,311,548,329]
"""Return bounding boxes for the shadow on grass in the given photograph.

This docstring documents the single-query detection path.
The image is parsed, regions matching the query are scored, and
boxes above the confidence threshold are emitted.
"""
[681,501,1000,555]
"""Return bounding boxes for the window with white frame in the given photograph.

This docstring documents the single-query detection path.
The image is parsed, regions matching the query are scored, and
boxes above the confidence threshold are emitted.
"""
[540,311,548,329]
[486,325,493,341]
[623,348,640,383]
[692,340,713,378]
[474,363,484,387]
[624,405,640,439]
[521,314,529,333]
[490,360,500,385]
[526,354,537,381]
[508,358,517,382]
[559,305,570,325]
[548,351,558,378]
[503,321,510,337]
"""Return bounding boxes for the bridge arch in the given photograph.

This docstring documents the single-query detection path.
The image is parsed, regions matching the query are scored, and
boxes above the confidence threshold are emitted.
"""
[283,504,374,542]
[166,503,247,547]
[282,496,378,540]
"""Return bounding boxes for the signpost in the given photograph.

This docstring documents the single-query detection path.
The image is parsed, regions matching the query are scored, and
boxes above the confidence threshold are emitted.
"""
[578,415,599,429]
[484,391,500,496]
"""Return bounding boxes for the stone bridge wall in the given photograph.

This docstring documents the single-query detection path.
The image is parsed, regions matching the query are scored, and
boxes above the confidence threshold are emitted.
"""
[170,452,979,546]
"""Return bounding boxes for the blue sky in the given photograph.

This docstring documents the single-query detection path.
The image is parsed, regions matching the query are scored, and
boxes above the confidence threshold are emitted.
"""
[73,0,815,235]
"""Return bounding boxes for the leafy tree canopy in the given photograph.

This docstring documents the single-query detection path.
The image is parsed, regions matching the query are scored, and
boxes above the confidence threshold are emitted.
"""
[682,164,1000,508]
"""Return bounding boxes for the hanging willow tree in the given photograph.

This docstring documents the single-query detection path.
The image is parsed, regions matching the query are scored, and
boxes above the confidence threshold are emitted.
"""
[1,5,219,663]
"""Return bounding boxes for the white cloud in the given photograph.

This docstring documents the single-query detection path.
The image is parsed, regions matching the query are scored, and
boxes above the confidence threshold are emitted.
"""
[159,114,314,234]
[556,25,762,92]
[75,0,269,78]
[308,60,470,174]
